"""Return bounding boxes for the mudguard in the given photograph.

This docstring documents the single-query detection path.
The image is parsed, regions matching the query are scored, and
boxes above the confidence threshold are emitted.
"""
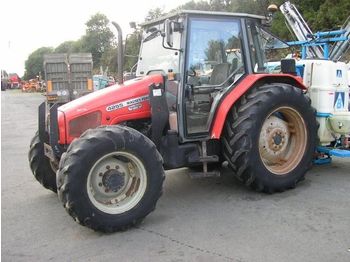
[210,74,306,139]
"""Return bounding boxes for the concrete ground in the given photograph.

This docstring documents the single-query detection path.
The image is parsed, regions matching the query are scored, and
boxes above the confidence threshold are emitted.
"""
[1,89,350,262]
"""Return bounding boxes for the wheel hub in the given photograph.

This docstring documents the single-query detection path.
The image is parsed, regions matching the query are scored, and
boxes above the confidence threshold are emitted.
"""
[273,133,282,145]
[268,128,287,152]
[102,169,125,192]
[259,116,290,162]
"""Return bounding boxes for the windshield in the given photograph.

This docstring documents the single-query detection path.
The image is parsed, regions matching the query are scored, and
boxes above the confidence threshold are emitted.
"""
[136,24,181,76]
[186,18,242,78]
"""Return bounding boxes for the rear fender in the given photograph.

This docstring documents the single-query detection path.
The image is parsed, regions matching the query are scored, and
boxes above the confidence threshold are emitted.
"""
[210,74,306,139]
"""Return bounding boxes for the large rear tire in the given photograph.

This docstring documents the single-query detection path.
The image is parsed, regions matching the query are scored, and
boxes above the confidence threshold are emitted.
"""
[28,132,57,193]
[222,83,317,193]
[57,126,165,232]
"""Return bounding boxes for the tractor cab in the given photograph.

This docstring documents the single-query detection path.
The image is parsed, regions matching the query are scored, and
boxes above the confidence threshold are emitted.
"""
[136,10,290,141]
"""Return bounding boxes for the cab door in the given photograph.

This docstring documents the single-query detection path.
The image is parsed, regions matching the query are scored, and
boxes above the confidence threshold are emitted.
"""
[180,16,245,139]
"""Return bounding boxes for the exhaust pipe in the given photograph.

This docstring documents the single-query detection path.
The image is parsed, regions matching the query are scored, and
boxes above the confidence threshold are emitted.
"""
[112,21,124,84]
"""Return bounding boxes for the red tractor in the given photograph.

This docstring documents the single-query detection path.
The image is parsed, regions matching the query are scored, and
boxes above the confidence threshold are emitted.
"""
[29,10,317,232]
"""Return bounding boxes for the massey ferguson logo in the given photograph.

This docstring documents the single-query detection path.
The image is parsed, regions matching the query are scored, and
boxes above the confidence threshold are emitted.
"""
[106,95,149,112]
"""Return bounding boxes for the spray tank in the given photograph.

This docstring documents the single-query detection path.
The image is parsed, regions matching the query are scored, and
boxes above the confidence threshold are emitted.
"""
[303,60,350,149]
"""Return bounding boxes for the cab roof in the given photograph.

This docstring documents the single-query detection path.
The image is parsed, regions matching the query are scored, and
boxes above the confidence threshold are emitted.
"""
[141,10,266,27]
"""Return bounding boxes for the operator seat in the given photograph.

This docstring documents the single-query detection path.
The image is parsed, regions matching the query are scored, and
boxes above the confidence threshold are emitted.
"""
[209,63,230,85]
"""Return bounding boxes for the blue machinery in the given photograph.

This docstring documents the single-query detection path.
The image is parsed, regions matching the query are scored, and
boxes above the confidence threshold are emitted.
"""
[280,1,350,164]
[287,29,350,60]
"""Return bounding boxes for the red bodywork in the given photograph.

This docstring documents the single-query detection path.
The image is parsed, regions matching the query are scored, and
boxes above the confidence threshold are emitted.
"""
[58,75,163,144]
[9,74,20,87]
[57,72,305,145]
[9,74,20,83]
[210,74,305,139]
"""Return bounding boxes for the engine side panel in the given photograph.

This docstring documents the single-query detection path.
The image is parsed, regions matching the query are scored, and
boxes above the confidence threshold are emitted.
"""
[58,75,164,144]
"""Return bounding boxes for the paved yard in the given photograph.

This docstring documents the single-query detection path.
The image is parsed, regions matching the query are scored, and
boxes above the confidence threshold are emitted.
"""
[2,90,350,261]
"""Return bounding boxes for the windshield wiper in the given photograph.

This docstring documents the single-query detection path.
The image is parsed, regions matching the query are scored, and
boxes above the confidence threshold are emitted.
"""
[143,30,162,43]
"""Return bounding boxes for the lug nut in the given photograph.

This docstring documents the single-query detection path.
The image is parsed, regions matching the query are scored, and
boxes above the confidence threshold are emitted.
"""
[115,165,119,169]
[106,165,110,170]
[98,183,102,187]
[99,173,103,177]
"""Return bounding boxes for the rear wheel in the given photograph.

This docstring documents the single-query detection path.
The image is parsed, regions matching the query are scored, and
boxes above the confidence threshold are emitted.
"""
[222,83,317,193]
[28,132,57,193]
[57,125,165,232]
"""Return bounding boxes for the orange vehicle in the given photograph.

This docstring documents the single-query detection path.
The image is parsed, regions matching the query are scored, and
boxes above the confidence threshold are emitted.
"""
[22,81,30,92]
[22,79,38,92]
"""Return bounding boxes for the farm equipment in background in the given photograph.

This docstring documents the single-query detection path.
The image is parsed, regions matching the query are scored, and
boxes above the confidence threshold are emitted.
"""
[278,1,350,163]
[22,79,39,92]
[28,8,350,233]
[1,70,9,91]
[93,66,115,91]
[8,73,21,89]
[44,53,93,104]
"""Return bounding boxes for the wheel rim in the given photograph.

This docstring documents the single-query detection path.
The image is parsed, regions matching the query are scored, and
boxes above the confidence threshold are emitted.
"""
[259,106,307,175]
[87,151,147,214]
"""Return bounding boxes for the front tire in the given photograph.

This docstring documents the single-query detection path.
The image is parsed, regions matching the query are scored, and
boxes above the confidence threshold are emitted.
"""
[222,83,317,193]
[28,132,57,193]
[57,125,165,232]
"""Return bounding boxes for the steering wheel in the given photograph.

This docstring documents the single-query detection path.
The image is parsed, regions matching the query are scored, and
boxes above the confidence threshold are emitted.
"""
[187,68,197,77]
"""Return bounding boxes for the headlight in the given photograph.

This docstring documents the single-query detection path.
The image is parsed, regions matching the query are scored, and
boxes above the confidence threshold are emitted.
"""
[69,111,102,137]
[73,90,78,95]
[62,90,68,96]
[57,91,62,96]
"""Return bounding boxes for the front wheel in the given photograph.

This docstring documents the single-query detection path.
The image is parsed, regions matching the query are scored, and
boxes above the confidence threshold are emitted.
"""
[28,132,57,193]
[57,126,165,232]
[222,83,317,193]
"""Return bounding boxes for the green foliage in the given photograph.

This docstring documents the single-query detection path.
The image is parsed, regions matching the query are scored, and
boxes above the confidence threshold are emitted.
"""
[145,8,166,21]
[205,40,224,61]
[80,13,115,69]
[174,0,210,11]
[100,47,118,74]
[24,47,53,80]
[54,41,80,53]
[312,0,350,31]
[124,33,141,71]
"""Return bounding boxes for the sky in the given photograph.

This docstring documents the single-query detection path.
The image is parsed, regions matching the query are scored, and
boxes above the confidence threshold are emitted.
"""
[0,0,190,77]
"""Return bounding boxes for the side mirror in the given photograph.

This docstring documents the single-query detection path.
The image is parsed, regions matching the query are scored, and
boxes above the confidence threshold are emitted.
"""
[165,19,174,47]
[281,59,296,75]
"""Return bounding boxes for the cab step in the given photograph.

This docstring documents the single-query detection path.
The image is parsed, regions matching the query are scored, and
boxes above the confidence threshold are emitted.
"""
[188,170,221,179]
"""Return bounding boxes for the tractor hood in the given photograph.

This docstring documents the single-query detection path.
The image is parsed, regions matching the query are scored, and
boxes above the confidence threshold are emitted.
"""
[57,74,164,144]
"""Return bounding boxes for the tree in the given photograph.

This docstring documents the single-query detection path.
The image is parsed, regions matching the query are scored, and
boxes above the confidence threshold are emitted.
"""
[100,47,118,74]
[313,0,350,31]
[145,8,165,22]
[24,47,53,80]
[124,32,141,71]
[80,13,116,69]
[54,41,80,53]
[209,0,231,11]
[174,0,211,11]
[205,40,224,61]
